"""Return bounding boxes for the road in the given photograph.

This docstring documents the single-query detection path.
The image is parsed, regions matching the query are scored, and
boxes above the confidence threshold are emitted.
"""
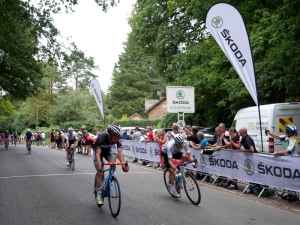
[0,144,299,225]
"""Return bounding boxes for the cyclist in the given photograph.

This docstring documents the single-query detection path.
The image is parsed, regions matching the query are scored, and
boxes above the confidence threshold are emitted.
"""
[65,127,78,166]
[25,129,33,149]
[4,130,10,147]
[94,124,128,205]
[162,134,197,198]
[76,131,83,154]
[13,131,18,145]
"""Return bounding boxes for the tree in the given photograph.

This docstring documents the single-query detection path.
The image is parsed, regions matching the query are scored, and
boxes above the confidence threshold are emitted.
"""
[61,49,98,90]
[107,32,164,119]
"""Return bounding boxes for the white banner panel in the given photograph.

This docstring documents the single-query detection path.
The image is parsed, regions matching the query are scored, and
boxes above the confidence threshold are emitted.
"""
[122,140,160,162]
[206,3,258,105]
[123,140,300,192]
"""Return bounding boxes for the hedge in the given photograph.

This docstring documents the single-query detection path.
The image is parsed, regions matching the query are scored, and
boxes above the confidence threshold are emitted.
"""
[112,119,161,128]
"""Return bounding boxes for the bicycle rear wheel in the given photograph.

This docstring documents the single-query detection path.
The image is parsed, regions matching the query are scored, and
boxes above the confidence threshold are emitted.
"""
[163,169,177,198]
[183,173,201,205]
[108,176,121,218]
[71,151,75,171]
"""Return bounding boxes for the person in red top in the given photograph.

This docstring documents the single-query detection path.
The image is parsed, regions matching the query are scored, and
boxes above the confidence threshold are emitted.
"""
[155,129,167,170]
[147,126,154,142]
[81,125,93,155]
[223,127,240,189]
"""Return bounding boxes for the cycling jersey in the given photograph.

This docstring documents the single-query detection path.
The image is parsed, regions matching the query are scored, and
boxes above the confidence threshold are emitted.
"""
[25,131,32,141]
[162,140,189,159]
[93,133,121,162]
[66,132,78,145]
[4,132,10,139]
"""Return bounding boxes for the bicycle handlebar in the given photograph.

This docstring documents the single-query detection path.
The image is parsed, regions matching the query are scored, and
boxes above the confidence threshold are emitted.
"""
[177,159,197,169]
[103,162,126,166]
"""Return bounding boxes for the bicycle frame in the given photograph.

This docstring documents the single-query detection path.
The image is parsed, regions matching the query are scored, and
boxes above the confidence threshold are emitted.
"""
[102,162,125,197]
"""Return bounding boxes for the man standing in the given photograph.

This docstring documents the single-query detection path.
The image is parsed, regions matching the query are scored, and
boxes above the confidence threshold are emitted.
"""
[231,127,257,153]
[130,126,141,163]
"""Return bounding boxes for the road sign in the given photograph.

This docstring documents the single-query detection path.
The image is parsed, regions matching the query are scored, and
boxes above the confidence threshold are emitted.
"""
[166,86,195,113]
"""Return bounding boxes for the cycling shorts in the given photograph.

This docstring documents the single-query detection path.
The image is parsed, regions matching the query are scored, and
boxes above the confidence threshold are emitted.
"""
[93,148,116,166]
[162,152,183,169]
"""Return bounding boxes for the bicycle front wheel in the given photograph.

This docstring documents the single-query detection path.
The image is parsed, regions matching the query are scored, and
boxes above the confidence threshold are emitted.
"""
[183,173,201,205]
[108,176,121,218]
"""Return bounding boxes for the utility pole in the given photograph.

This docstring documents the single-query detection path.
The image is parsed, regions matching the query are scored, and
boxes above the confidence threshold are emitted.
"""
[36,106,38,130]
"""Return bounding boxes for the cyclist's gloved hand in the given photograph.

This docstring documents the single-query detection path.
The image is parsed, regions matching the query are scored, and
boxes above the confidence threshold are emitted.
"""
[122,162,129,172]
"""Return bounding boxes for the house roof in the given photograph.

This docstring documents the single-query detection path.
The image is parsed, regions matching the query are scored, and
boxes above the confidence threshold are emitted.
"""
[129,113,143,120]
[145,97,166,115]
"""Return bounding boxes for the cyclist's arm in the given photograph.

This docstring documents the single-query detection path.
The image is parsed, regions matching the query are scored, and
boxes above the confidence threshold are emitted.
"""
[117,147,124,162]
[95,147,102,171]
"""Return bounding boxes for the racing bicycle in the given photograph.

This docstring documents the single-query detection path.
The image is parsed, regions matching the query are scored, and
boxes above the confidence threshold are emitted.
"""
[94,162,128,218]
[4,139,9,150]
[163,159,201,205]
[68,146,76,171]
[27,140,32,154]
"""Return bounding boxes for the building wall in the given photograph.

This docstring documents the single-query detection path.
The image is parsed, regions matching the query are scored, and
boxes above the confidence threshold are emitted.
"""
[145,99,159,111]
[131,115,143,120]
[147,99,167,119]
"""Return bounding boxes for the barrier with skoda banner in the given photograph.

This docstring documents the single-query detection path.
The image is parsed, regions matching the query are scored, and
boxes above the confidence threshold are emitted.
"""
[122,140,300,193]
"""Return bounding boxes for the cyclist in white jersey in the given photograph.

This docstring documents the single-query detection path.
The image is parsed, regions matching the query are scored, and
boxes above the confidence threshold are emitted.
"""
[65,127,78,166]
[162,134,197,198]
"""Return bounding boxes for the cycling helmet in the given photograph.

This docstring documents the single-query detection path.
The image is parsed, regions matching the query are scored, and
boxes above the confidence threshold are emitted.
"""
[174,134,184,144]
[285,125,298,136]
[107,125,123,136]
[67,127,73,132]
[27,129,30,131]
[78,131,83,136]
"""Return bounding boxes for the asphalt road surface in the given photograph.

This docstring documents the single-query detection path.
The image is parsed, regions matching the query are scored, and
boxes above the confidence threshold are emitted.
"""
[0,144,299,225]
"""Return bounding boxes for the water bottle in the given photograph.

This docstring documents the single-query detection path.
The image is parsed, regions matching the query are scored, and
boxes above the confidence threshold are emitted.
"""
[102,177,108,190]
[178,172,182,185]
[175,174,179,184]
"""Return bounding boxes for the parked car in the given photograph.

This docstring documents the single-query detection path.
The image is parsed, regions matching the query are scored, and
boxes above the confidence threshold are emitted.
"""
[202,130,218,145]
[198,125,218,133]
[120,127,146,140]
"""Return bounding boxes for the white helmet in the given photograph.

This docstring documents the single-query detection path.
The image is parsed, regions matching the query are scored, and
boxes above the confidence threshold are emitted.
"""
[174,134,184,144]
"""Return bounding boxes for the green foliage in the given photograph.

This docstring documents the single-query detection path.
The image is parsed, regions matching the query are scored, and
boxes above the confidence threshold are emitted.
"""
[61,49,98,90]
[59,121,99,134]
[120,114,129,120]
[113,119,160,128]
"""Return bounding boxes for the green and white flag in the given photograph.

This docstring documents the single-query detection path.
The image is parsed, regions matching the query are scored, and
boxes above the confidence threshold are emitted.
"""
[206,3,258,105]
[90,79,104,120]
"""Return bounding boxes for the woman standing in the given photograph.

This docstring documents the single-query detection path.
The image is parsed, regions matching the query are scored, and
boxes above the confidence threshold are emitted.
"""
[155,129,167,170]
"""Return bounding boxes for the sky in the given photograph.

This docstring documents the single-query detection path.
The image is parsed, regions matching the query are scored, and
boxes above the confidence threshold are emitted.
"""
[53,0,136,93]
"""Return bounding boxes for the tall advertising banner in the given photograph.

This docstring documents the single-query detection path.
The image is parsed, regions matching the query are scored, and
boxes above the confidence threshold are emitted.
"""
[89,79,104,120]
[205,3,258,105]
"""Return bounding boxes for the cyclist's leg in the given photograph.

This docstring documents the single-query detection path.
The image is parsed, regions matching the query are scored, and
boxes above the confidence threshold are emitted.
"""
[107,152,117,171]
[94,148,104,189]
[66,147,71,166]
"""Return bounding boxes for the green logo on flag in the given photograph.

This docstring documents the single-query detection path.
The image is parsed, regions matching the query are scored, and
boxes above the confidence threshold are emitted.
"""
[91,83,94,88]
[149,147,153,157]
[176,90,185,100]
[212,16,223,28]
[200,155,207,167]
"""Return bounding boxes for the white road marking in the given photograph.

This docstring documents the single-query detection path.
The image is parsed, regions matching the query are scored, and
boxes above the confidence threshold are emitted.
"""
[0,171,152,179]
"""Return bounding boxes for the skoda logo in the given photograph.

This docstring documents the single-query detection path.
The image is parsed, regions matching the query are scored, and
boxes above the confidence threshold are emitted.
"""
[132,145,135,154]
[244,159,254,175]
[91,83,95,88]
[200,155,207,167]
[149,147,153,157]
[176,90,185,100]
[212,16,223,28]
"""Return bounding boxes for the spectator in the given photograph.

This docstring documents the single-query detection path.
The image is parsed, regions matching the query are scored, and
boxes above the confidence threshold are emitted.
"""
[219,123,231,149]
[130,126,141,163]
[223,127,240,189]
[50,129,56,149]
[155,129,167,170]
[183,124,192,136]
[189,132,207,150]
[231,127,257,193]
[55,129,61,149]
[266,124,299,201]
[41,130,45,146]
[142,126,154,142]
[36,131,41,146]
[81,125,92,156]
[186,126,199,143]
[96,129,103,135]
[167,123,180,140]
[207,127,223,150]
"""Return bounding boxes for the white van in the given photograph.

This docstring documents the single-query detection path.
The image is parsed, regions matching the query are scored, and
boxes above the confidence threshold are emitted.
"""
[232,102,300,154]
